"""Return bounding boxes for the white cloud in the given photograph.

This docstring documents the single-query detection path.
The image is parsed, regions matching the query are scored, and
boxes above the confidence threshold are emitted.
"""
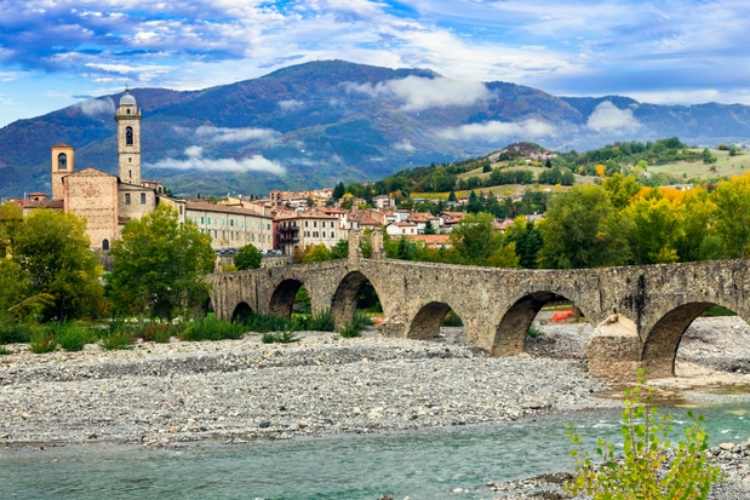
[194,125,279,143]
[77,97,115,116]
[278,99,304,111]
[346,76,490,111]
[150,146,285,175]
[393,139,416,153]
[586,101,641,133]
[436,119,556,141]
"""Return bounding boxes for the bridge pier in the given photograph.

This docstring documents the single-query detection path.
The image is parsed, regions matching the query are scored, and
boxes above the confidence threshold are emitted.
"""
[586,314,643,382]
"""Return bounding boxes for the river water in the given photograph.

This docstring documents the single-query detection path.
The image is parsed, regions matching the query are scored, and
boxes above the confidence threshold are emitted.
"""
[2,398,749,500]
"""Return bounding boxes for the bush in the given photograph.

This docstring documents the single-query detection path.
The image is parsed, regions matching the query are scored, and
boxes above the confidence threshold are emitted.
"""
[100,322,136,350]
[0,322,36,344]
[0,346,10,356]
[30,328,57,353]
[140,322,173,343]
[351,311,373,330]
[527,325,543,338]
[261,330,300,344]
[565,370,722,499]
[54,323,93,352]
[241,313,294,333]
[179,315,245,341]
[338,322,362,338]
[234,244,262,270]
[302,310,335,332]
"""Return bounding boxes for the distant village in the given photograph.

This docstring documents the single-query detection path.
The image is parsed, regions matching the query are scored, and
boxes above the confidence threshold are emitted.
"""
[8,91,541,261]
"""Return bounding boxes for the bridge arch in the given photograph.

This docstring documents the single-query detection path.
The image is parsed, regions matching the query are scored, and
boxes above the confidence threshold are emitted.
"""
[493,290,590,356]
[269,278,307,318]
[641,301,749,379]
[407,301,464,341]
[231,301,254,324]
[331,270,384,329]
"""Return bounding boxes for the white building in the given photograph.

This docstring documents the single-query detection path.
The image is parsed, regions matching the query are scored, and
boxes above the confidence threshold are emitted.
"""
[386,222,418,237]
[186,200,274,251]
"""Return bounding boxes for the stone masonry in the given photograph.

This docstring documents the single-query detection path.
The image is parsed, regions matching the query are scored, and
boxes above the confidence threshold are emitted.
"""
[207,232,750,382]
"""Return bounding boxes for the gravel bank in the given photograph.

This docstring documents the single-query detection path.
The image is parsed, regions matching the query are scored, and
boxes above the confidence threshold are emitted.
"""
[485,440,750,499]
[0,330,610,446]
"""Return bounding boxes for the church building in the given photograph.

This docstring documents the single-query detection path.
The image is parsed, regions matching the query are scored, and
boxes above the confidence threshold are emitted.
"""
[44,92,183,251]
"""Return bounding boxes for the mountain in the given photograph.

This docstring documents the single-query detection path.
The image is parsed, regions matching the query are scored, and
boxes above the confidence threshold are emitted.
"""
[2,60,750,197]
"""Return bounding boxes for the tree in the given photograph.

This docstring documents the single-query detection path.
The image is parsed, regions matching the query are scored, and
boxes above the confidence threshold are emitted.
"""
[711,174,750,258]
[505,217,543,268]
[538,185,629,268]
[330,239,349,259]
[482,161,492,173]
[302,244,332,263]
[702,148,717,164]
[109,205,214,319]
[235,243,263,270]
[603,173,642,209]
[332,182,346,200]
[0,202,22,258]
[448,190,457,203]
[676,188,721,262]
[624,190,681,264]
[13,210,105,321]
[424,220,436,235]
[449,213,518,267]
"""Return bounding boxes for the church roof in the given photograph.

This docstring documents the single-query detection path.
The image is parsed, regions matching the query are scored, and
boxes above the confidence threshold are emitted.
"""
[120,92,136,106]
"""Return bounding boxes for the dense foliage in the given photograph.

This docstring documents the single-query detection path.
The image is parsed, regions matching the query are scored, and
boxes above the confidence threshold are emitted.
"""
[234,243,262,270]
[566,371,721,499]
[108,205,215,319]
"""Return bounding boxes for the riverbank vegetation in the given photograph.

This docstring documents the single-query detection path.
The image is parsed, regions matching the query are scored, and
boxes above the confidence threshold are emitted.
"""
[566,372,721,499]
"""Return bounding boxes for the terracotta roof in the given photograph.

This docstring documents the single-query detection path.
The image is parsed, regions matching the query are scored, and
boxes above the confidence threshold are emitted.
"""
[274,210,338,221]
[406,234,451,247]
[408,212,436,223]
[20,199,63,209]
[52,143,73,148]
[185,200,272,219]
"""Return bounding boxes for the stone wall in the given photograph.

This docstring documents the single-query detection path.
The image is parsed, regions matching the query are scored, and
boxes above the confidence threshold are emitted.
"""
[63,170,118,250]
[208,236,750,381]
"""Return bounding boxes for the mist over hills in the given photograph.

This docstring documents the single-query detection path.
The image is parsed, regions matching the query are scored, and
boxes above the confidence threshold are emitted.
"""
[2,60,750,197]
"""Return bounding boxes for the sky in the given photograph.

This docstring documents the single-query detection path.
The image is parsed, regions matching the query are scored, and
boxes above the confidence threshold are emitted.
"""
[1,0,749,127]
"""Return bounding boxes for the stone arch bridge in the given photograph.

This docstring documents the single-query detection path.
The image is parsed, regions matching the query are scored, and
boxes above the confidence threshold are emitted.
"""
[207,236,750,382]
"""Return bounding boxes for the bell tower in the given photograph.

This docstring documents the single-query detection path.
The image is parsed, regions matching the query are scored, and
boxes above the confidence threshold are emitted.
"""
[116,91,141,185]
[51,144,74,200]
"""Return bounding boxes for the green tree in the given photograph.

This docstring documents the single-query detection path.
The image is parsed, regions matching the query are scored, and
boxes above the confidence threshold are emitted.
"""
[449,213,519,267]
[302,244,332,263]
[0,259,32,320]
[332,182,346,200]
[603,173,642,209]
[624,191,681,264]
[13,210,105,321]
[330,239,349,259]
[702,148,717,164]
[0,202,22,258]
[447,190,457,203]
[505,217,543,268]
[538,185,629,268]
[676,188,721,262]
[109,205,214,319]
[235,243,263,270]
[424,220,436,235]
[712,175,750,257]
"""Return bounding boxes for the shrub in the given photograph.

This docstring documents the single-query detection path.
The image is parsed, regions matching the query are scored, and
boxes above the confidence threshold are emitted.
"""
[100,322,136,350]
[30,328,57,353]
[0,322,35,344]
[527,325,543,338]
[303,310,335,331]
[241,313,294,333]
[140,322,173,343]
[261,330,300,344]
[54,323,93,352]
[0,346,10,356]
[234,243,262,270]
[352,311,373,330]
[179,315,245,341]
[338,322,362,338]
[565,370,722,499]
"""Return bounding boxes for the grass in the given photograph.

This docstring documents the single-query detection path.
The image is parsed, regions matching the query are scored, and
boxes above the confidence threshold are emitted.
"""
[338,311,373,338]
[297,310,335,331]
[29,328,57,353]
[649,148,750,180]
[261,330,300,344]
[140,322,174,343]
[0,322,36,344]
[180,315,246,341]
[0,346,10,356]
[53,323,93,352]
[100,330,135,350]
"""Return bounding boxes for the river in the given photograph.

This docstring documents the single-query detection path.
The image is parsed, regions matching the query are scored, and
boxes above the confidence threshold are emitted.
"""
[2,396,749,499]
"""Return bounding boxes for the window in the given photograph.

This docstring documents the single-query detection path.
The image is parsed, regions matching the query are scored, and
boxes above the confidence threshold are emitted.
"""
[57,152,67,171]
[125,193,131,205]
[140,193,146,204]
[126,126,134,146]
[200,217,204,224]
[102,239,110,251]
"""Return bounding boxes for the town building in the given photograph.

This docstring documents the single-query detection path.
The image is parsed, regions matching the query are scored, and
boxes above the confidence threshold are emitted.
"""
[276,211,343,256]
[185,201,274,252]
[386,221,418,237]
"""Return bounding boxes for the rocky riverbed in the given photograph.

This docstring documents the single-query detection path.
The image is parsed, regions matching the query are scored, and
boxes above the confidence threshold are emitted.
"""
[0,329,612,447]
